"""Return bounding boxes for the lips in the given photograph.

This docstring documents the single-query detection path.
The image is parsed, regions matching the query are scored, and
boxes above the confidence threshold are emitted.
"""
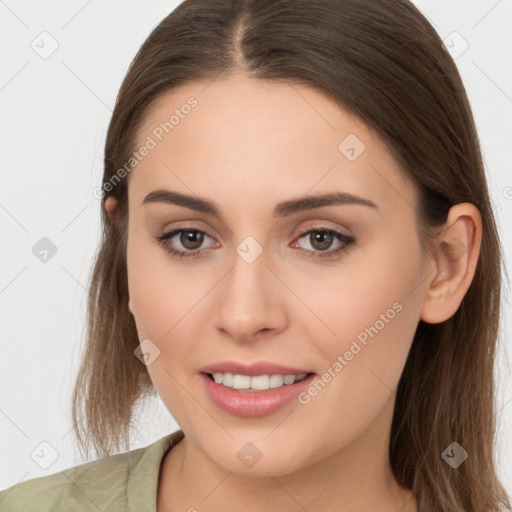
[200,372,317,417]
[199,360,314,376]
[198,360,317,416]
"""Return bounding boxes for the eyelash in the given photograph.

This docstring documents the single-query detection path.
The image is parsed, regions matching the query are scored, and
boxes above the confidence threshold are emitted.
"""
[154,227,356,260]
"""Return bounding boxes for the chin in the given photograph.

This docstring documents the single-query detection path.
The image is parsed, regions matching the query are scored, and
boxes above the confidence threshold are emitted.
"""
[198,436,314,478]
[228,454,305,478]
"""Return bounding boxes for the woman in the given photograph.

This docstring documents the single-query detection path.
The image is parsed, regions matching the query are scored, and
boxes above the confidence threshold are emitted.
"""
[1,0,510,510]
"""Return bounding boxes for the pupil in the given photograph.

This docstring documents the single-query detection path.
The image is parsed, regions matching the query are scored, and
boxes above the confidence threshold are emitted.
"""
[181,230,204,249]
[312,231,332,251]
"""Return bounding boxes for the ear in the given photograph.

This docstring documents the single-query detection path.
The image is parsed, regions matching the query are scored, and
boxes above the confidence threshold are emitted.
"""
[104,196,118,228]
[420,202,482,324]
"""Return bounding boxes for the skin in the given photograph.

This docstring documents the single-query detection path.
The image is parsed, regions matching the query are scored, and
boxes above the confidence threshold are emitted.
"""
[105,74,482,512]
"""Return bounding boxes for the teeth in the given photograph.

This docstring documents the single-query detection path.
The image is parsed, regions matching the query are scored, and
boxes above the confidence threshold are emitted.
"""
[211,372,308,391]
[233,374,250,389]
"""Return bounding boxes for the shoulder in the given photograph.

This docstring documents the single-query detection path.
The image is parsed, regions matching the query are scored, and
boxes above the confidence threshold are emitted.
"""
[0,431,184,512]
[0,446,145,512]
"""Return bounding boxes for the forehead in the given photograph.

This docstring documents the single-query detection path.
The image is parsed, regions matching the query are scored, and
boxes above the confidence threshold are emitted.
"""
[129,75,416,218]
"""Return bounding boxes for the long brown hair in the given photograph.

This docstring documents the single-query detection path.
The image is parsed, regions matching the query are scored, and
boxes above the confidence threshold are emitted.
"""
[71,1,511,510]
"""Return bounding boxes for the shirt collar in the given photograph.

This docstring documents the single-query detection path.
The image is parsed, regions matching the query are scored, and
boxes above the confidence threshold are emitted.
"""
[127,429,185,511]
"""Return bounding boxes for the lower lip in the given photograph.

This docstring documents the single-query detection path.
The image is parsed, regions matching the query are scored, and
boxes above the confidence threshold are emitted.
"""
[200,373,316,417]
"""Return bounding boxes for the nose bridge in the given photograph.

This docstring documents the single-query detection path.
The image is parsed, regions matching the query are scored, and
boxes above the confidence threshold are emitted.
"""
[224,236,272,311]
[213,235,285,340]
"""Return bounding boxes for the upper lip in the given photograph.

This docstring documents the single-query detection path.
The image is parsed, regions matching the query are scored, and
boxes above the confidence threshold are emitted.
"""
[200,361,314,376]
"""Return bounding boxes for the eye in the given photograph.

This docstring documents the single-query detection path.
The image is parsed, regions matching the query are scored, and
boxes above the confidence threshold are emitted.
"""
[154,228,217,259]
[292,228,356,258]
[153,227,356,260]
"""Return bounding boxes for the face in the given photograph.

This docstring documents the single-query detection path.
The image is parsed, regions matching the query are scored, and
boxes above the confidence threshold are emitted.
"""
[125,74,428,476]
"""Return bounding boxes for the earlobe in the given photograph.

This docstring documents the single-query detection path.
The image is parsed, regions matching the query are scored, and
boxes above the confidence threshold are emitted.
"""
[104,196,118,227]
[420,203,482,324]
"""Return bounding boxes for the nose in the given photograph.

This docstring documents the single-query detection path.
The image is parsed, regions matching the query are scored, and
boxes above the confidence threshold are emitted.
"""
[213,246,288,344]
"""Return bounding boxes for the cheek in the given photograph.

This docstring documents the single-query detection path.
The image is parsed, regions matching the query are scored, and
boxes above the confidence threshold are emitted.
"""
[127,231,192,376]
[126,229,212,382]
[296,237,423,434]
[345,244,422,364]
[295,228,422,349]
[127,235,203,424]
[127,226,192,336]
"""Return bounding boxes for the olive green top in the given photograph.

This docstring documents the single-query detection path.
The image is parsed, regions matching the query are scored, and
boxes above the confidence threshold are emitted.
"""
[0,429,185,512]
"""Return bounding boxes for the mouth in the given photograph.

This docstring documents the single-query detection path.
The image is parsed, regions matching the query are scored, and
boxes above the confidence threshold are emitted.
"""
[200,371,317,417]
[203,371,314,392]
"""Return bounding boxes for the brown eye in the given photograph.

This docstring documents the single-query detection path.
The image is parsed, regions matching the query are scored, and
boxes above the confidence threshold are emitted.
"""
[293,228,356,259]
[308,230,335,251]
[179,229,205,250]
[154,226,355,261]
[154,228,216,259]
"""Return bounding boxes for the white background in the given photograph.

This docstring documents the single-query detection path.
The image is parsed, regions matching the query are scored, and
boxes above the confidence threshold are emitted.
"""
[1,0,511,499]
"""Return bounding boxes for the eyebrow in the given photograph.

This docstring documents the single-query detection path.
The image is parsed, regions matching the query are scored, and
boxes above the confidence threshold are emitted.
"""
[141,189,378,218]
